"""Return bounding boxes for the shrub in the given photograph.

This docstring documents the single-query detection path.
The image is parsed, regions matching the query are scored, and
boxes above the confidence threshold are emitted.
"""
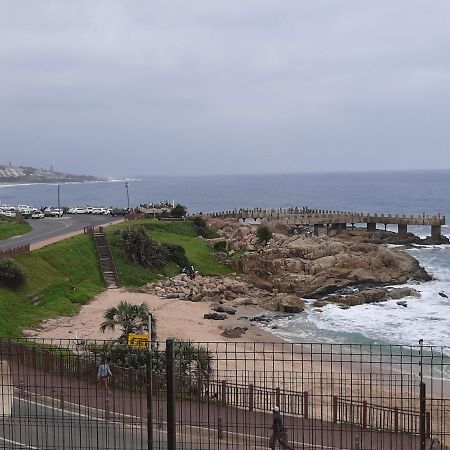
[117,226,189,269]
[213,240,227,252]
[117,227,166,269]
[256,225,273,245]
[161,243,189,268]
[170,203,187,218]
[0,258,26,288]
[193,216,207,228]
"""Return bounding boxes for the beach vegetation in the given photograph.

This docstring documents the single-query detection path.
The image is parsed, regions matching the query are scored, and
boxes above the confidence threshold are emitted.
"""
[100,300,157,343]
[257,225,272,245]
[213,240,227,252]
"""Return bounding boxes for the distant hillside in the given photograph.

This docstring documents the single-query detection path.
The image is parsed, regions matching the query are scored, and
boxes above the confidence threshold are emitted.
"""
[0,165,103,184]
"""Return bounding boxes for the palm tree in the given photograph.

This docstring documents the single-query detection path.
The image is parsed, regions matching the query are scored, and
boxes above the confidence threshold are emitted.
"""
[100,301,157,343]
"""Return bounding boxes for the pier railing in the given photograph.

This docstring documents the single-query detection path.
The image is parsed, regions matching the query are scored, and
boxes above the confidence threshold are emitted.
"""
[194,208,446,226]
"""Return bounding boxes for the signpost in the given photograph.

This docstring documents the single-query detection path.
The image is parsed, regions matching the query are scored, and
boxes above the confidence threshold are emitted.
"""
[127,333,149,349]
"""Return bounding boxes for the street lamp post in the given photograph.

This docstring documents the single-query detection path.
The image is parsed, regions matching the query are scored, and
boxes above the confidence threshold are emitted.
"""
[125,181,130,211]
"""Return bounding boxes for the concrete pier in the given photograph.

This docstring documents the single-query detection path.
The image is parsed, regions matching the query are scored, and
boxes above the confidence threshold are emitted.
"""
[398,224,408,237]
[431,225,442,240]
[202,208,446,239]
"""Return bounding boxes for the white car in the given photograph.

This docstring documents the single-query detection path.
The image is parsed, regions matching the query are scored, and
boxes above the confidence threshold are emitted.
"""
[92,207,103,215]
[71,207,88,214]
[48,208,63,217]
[0,210,16,218]
[31,211,45,219]
[17,205,37,213]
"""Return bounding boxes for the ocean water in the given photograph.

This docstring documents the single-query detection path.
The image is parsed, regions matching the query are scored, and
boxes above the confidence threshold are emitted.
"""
[1,170,450,350]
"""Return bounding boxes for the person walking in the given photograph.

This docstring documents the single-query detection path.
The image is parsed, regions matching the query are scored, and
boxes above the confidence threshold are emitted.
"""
[269,406,293,450]
[97,357,112,393]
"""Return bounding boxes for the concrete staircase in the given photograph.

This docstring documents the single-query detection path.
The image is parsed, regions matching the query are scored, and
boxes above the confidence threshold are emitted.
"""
[91,228,119,289]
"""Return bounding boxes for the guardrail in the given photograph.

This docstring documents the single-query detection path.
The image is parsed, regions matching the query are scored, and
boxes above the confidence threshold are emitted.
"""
[0,243,30,260]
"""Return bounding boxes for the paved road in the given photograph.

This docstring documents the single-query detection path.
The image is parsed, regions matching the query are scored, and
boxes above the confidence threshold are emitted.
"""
[0,396,151,450]
[0,215,121,251]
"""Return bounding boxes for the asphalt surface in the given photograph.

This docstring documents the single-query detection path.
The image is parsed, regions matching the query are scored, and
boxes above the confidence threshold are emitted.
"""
[0,397,151,450]
[0,215,121,251]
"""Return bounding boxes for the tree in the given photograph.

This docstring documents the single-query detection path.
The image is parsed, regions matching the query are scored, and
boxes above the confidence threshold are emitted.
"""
[257,225,273,245]
[100,301,156,343]
[170,203,187,218]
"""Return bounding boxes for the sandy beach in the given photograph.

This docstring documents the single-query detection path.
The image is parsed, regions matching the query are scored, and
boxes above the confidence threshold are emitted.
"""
[25,287,282,344]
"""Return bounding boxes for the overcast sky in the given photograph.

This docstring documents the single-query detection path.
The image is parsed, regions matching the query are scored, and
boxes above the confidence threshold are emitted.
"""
[1,1,450,177]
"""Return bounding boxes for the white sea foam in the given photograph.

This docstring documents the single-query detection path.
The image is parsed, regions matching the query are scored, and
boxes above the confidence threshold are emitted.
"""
[268,245,450,354]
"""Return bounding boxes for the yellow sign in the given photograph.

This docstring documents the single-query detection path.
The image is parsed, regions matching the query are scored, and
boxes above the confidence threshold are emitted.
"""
[128,333,149,349]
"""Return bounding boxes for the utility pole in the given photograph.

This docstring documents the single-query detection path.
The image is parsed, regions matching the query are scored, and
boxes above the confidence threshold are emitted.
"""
[125,181,130,211]
[57,185,61,211]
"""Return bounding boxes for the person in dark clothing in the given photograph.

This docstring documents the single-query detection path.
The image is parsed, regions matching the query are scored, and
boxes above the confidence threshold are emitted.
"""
[269,406,293,449]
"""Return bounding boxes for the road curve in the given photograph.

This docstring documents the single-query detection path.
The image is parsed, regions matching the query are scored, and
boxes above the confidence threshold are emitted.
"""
[0,215,123,251]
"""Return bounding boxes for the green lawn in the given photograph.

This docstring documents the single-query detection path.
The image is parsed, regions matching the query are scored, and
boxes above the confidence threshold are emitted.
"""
[0,216,32,240]
[107,219,233,282]
[0,235,104,336]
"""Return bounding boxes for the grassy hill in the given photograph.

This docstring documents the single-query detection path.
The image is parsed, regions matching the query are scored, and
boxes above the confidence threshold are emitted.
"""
[0,219,231,336]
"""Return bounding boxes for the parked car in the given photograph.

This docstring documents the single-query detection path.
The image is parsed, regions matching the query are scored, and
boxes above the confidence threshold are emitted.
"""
[0,210,16,218]
[31,211,45,219]
[111,208,129,217]
[68,207,88,214]
[50,208,64,217]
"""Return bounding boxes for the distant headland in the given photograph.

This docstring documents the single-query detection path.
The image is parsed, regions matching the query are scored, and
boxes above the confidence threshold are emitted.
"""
[0,164,103,184]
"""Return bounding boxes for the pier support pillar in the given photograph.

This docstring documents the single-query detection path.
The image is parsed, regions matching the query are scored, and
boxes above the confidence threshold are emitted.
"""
[314,224,320,236]
[367,222,377,232]
[398,224,408,238]
[431,225,442,240]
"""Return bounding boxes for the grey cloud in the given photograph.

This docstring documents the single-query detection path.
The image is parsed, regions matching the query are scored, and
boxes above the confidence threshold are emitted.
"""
[1,0,450,176]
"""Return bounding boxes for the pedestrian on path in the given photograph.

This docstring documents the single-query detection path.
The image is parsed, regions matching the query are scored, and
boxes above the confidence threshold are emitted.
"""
[269,406,293,450]
[97,357,112,393]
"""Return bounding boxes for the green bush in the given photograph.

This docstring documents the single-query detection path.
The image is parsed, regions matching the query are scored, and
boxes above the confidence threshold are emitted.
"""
[170,203,187,218]
[256,225,273,245]
[161,243,189,268]
[193,216,207,228]
[117,226,189,269]
[213,240,227,252]
[0,258,26,288]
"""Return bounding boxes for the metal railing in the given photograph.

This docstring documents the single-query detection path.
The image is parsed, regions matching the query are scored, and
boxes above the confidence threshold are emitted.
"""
[0,243,30,260]
[0,338,449,449]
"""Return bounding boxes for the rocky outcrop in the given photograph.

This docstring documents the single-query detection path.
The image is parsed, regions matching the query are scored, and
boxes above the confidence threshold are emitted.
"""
[236,234,430,298]
[323,287,421,307]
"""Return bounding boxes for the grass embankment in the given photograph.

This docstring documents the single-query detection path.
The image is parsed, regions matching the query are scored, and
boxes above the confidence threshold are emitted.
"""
[0,215,32,240]
[0,219,231,336]
[107,219,233,287]
[0,235,104,336]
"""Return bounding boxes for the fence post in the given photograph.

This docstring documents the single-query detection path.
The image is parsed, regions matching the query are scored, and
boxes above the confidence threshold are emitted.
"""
[394,407,399,433]
[221,380,227,404]
[166,339,176,450]
[332,396,338,423]
[303,392,309,419]
[362,401,368,428]
[419,382,426,450]
[248,384,254,412]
